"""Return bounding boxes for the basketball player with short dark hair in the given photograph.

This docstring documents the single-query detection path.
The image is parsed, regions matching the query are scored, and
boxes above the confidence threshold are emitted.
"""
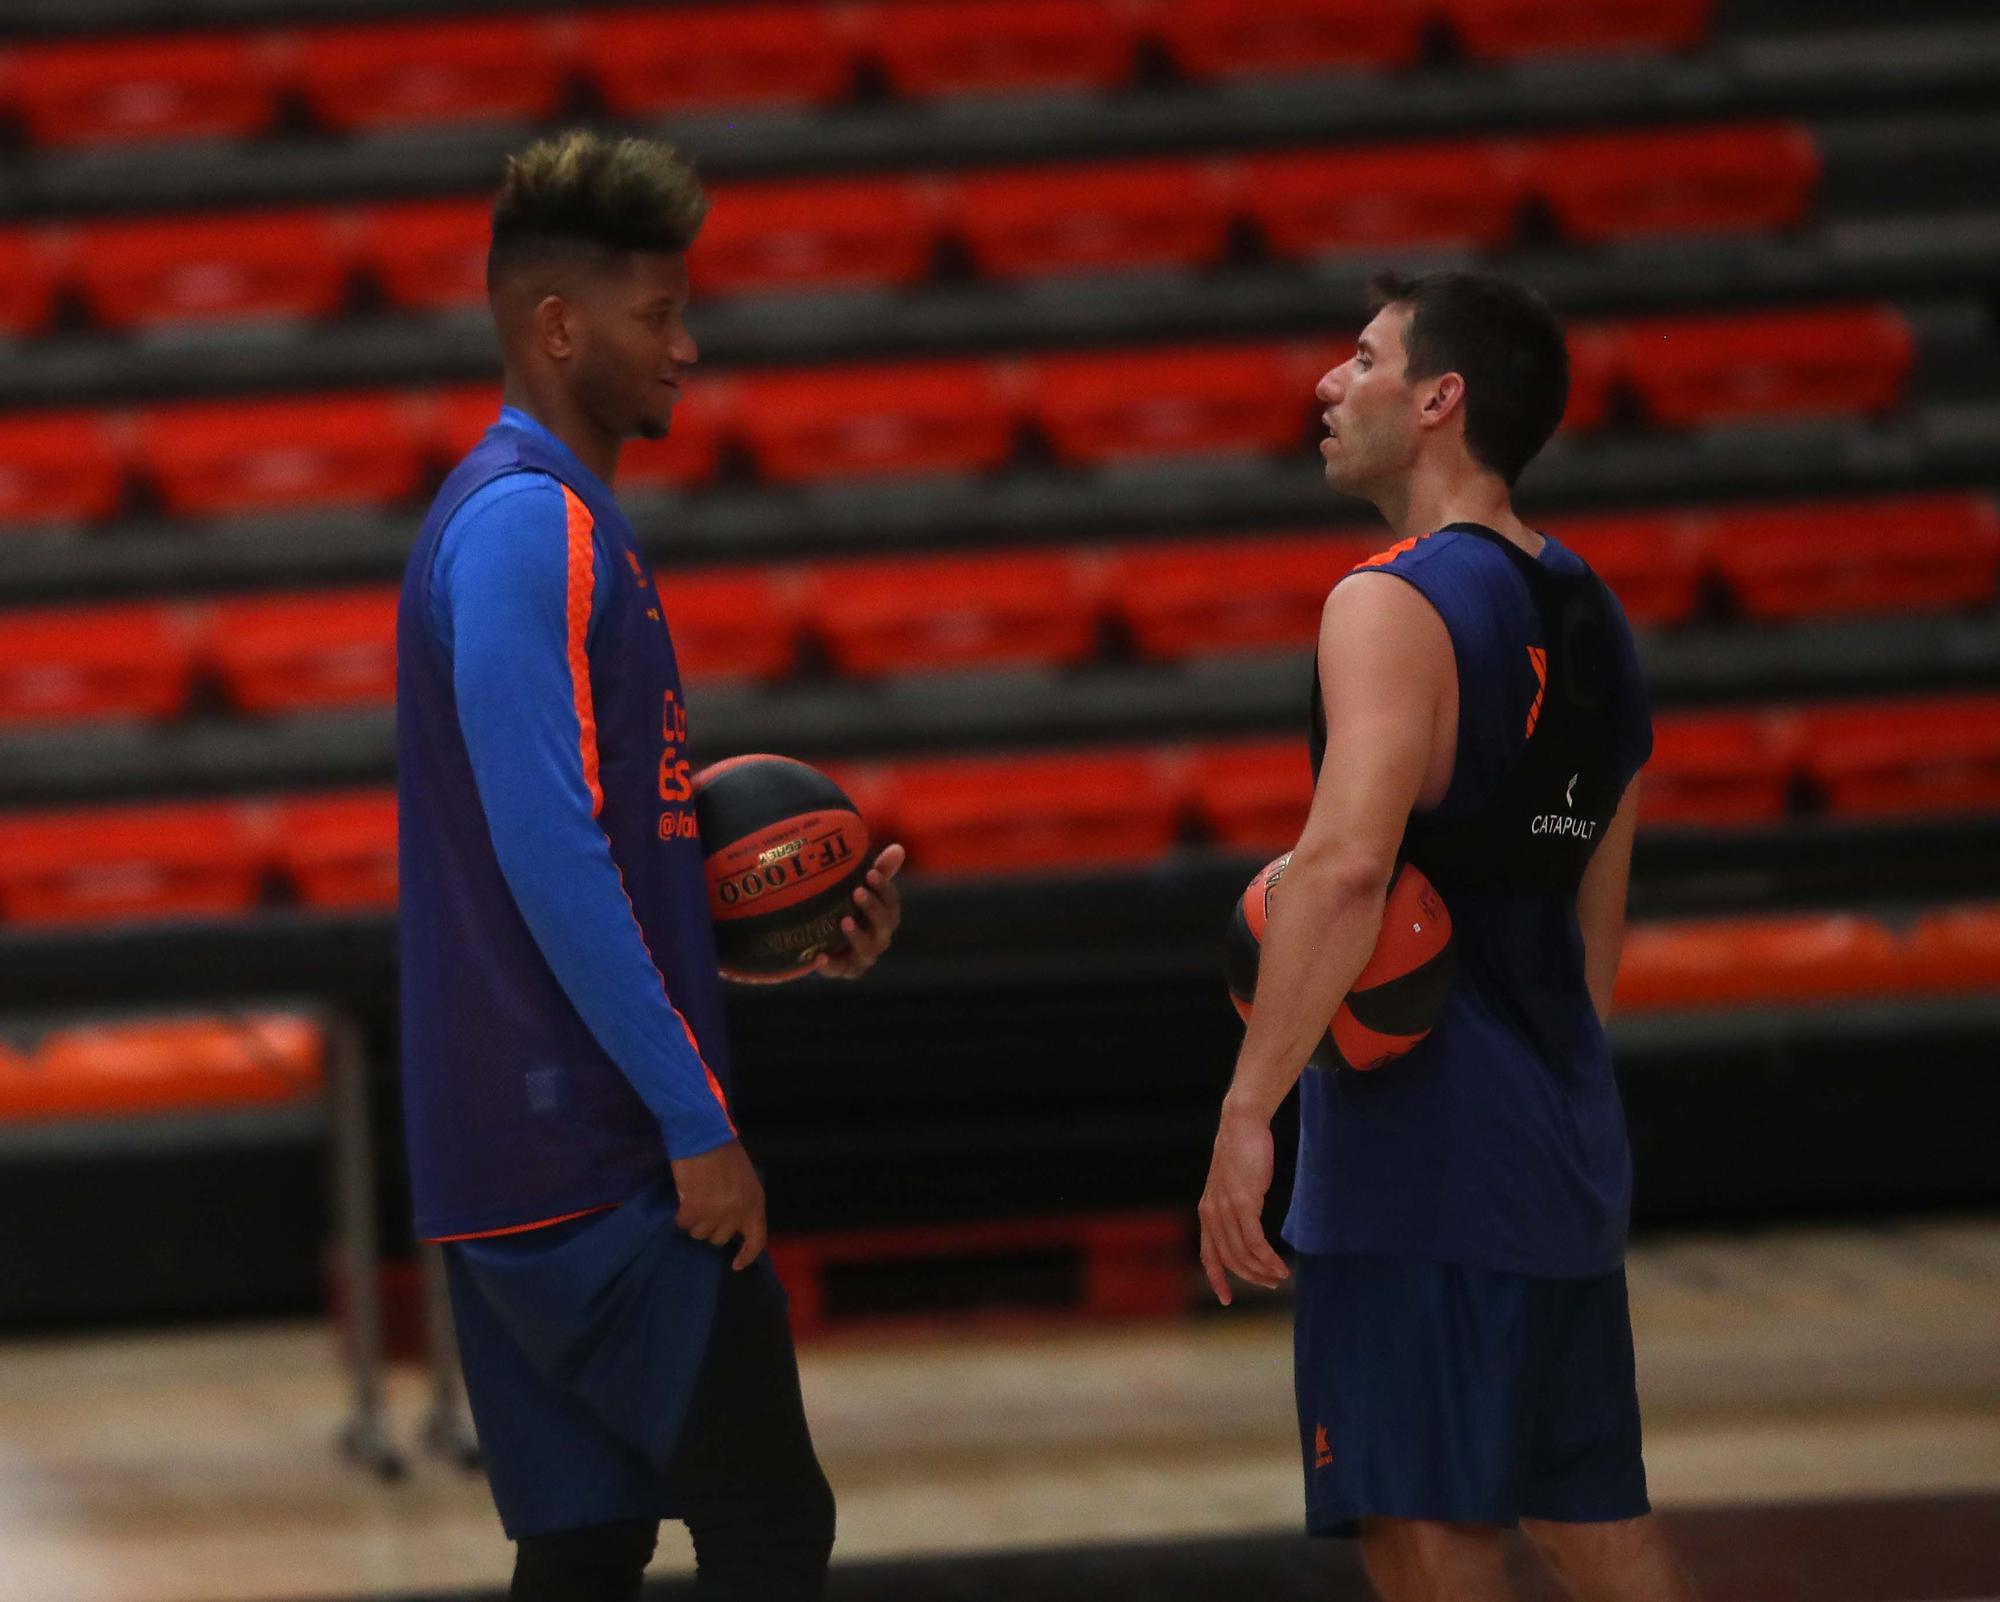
[1198,270,1698,1602]
[397,129,903,1600]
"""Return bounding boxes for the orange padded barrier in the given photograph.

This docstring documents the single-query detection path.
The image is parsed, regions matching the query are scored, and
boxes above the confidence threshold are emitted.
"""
[359,199,491,314]
[1641,710,1797,825]
[0,229,64,339]
[1031,342,1312,466]
[1539,511,1704,626]
[73,210,349,331]
[5,1013,322,1121]
[1904,905,2000,995]
[1615,911,1902,1010]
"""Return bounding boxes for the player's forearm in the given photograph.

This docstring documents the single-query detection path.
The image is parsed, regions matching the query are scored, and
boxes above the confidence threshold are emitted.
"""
[1224,851,1387,1124]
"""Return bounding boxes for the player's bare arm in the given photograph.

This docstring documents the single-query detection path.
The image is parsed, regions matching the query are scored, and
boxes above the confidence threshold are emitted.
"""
[1576,779,1642,1024]
[1200,572,1452,1304]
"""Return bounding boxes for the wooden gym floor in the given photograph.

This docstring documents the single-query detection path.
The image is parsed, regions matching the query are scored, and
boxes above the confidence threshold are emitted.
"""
[0,1216,1996,1602]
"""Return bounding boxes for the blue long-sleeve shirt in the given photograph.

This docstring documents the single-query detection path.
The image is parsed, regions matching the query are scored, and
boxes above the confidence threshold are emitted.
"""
[424,415,735,1162]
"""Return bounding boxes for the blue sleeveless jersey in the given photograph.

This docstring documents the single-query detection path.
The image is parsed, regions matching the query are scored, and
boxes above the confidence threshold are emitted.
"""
[397,411,734,1241]
[1283,529,1653,1278]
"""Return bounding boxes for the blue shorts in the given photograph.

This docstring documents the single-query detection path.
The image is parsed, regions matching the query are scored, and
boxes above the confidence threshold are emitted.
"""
[1292,1251,1650,1536]
[444,1176,729,1539]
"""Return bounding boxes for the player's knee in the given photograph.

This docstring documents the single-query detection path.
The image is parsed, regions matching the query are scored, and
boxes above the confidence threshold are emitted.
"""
[510,1517,658,1602]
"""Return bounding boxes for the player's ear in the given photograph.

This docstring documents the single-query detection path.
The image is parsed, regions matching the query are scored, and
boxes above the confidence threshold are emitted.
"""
[1417,371,1466,430]
[532,293,577,362]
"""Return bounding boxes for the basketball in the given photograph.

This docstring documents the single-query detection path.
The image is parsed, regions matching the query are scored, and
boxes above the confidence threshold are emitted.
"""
[1224,854,1455,1070]
[692,754,871,982]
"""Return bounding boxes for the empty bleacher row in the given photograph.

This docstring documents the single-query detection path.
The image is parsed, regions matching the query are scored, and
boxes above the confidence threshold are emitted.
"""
[0,687,1995,930]
[0,0,1720,154]
[0,304,1928,528]
[2,494,1993,727]
[0,121,1822,337]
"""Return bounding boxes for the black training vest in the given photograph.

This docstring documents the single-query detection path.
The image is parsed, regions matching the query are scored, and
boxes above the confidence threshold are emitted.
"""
[1311,524,1624,900]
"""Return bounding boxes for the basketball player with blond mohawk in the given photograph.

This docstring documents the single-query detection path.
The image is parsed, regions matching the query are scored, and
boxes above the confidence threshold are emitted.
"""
[396,130,902,1600]
[1198,270,1699,1602]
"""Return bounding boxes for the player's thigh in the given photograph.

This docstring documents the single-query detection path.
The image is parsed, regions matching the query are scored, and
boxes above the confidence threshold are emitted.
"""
[1360,1517,1513,1602]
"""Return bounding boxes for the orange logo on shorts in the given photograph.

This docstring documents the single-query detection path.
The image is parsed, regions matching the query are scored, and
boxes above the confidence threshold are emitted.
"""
[1314,1424,1333,1469]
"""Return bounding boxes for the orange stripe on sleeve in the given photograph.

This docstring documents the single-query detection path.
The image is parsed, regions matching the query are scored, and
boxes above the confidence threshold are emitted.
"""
[1353,533,1425,571]
[561,486,604,819]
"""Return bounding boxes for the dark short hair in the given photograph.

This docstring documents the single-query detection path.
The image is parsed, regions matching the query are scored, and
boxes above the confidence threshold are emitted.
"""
[1370,269,1568,484]
[488,128,708,293]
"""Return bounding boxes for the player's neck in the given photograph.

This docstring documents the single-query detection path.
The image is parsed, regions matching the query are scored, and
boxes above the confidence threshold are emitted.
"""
[500,377,623,489]
[1381,460,1542,558]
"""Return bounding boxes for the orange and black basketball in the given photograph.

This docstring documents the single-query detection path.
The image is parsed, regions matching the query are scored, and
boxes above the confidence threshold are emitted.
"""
[692,754,870,982]
[1224,854,1455,1070]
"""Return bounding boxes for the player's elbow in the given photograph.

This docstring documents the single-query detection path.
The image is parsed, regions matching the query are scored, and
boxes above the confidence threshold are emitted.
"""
[1283,842,1394,911]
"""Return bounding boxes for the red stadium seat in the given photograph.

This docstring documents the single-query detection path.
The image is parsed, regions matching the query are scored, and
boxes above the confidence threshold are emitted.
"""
[0,229,65,339]
[1905,905,2000,996]
[1440,0,1713,61]
[952,159,1232,281]
[1641,710,1796,824]
[735,360,1012,483]
[805,551,1098,676]
[359,199,492,314]
[620,384,733,492]
[1031,343,1310,466]
[4,33,278,148]
[580,4,856,114]
[1561,325,1623,434]
[1187,738,1313,853]
[1152,0,1427,79]
[1799,696,2000,819]
[1616,910,1900,1011]
[1620,305,1913,428]
[1238,142,1528,259]
[658,568,802,683]
[0,800,263,926]
[206,588,398,714]
[1709,494,2000,621]
[140,393,423,518]
[696,177,939,295]
[273,791,398,909]
[857,0,1137,98]
[1537,511,1704,626]
[12,1013,323,1121]
[73,211,350,331]
[1107,531,1374,660]
[0,411,128,528]
[1529,123,1820,244]
[292,17,568,134]
[0,602,195,725]
[883,747,1183,874]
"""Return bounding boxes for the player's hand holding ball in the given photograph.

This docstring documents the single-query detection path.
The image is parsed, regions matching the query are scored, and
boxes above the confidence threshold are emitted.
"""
[692,754,903,982]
